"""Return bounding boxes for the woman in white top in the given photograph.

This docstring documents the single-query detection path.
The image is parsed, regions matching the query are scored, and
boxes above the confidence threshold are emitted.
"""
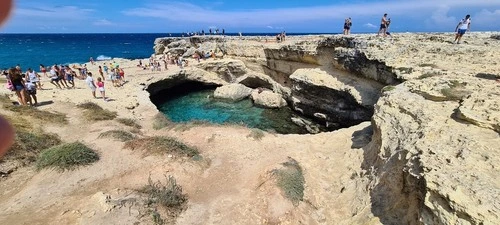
[27,68,42,89]
[454,14,471,44]
[48,67,62,89]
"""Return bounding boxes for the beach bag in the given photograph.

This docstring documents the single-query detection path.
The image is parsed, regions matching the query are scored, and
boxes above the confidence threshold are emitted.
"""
[5,79,14,91]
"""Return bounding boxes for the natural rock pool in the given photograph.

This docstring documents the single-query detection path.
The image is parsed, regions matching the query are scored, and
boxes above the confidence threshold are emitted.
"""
[150,82,316,134]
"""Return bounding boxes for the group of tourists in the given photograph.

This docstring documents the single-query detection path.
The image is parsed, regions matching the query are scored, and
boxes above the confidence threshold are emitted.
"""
[343,13,472,43]
[3,62,128,105]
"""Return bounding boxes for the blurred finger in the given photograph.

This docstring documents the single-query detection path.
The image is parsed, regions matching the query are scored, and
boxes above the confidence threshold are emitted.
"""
[0,0,13,26]
[0,115,15,158]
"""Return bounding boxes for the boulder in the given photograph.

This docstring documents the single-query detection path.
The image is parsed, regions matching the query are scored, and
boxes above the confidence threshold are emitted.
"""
[182,47,197,58]
[154,44,165,55]
[291,116,320,134]
[166,47,186,56]
[213,83,252,101]
[250,89,287,108]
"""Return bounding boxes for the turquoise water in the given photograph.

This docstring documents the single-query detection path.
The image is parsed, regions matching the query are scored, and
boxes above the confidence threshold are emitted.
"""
[157,89,308,134]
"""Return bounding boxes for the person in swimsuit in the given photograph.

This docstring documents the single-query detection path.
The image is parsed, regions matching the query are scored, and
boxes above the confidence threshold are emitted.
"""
[378,13,388,37]
[8,67,27,105]
[98,65,104,80]
[64,65,75,88]
[39,64,47,77]
[96,77,107,101]
[343,17,352,35]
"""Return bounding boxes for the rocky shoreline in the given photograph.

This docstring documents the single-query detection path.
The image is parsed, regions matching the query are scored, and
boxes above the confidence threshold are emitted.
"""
[0,32,498,225]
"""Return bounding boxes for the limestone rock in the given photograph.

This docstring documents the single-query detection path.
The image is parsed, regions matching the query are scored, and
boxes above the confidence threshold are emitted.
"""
[167,39,189,49]
[291,116,321,134]
[214,83,252,101]
[250,89,287,108]
[457,92,500,132]
[196,59,247,82]
[153,44,165,55]
[166,47,186,56]
[290,68,378,128]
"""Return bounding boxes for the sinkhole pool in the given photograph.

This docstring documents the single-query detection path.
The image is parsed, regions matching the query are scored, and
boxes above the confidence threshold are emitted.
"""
[152,83,310,134]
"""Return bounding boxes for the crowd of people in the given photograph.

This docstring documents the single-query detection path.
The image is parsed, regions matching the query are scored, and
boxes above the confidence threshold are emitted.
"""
[3,62,128,105]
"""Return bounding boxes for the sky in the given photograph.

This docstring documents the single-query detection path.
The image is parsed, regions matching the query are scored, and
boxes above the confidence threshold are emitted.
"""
[1,0,500,33]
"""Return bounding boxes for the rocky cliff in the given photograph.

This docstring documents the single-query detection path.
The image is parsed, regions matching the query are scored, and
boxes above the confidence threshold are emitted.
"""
[153,33,500,224]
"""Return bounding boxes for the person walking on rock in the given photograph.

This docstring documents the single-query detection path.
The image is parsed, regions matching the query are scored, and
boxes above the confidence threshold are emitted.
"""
[378,13,389,37]
[343,17,352,35]
[454,14,471,44]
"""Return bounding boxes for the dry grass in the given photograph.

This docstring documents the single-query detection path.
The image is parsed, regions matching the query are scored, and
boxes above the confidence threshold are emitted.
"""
[116,118,142,129]
[247,129,265,140]
[1,115,62,166]
[272,157,305,206]
[0,95,68,124]
[441,80,471,101]
[153,113,172,130]
[98,130,135,142]
[77,102,117,121]
[140,175,188,225]
[124,136,199,157]
[36,142,99,171]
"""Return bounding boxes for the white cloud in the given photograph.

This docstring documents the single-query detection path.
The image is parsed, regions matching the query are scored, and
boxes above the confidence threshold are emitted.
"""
[474,9,500,30]
[427,6,456,28]
[266,26,273,29]
[122,0,500,27]
[364,23,377,29]
[93,19,114,26]
[15,6,94,19]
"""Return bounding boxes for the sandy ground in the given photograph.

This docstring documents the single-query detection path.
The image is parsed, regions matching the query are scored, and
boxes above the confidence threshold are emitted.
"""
[0,57,375,224]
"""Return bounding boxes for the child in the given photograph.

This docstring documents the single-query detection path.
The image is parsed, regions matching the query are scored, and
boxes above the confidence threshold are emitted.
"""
[96,77,107,101]
[25,79,38,106]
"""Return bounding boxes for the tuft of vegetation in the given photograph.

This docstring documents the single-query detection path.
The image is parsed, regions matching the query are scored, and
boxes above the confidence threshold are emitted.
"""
[36,142,99,171]
[153,113,171,130]
[0,95,68,124]
[417,72,440,79]
[247,129,265,140]
[173,120,212,132]
[77,102,117,121]
[116,118,142,129]
[440,80,471,101]
[1,115,61,166]
[381,85,396,93]
[124,136,199,157]
[272,157,305,206]
[396,67,414,74]
[141,175,187,208]
[98,130,135,142]
[418,63,438,68]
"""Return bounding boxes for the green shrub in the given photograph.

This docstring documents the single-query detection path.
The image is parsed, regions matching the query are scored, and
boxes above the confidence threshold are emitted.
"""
[98,130,135,142]
[272,158,305,206]
[36,142,99,171]
[77,102,117,121]
[247,129,265,140]
[153,113,171,130]
[1,115,61,166]
[124,136,199,157]
[116,118,142,129]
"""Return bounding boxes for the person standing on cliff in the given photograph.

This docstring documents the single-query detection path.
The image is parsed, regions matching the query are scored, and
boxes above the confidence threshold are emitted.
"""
[343,17,352,35]
[378,13,389,37]
[454,15,471,44]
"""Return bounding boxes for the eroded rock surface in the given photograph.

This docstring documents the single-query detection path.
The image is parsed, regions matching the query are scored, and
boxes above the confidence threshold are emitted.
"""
[214,83,253,101]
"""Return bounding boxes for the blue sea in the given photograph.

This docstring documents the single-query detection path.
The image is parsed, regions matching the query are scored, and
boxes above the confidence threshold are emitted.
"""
[0,33,336,72]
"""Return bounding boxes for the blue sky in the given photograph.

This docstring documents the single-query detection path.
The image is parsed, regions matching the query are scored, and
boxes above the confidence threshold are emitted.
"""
[1,0,500,33]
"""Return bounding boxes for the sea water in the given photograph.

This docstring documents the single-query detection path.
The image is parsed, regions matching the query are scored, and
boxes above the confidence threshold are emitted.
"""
[157,89,308,134]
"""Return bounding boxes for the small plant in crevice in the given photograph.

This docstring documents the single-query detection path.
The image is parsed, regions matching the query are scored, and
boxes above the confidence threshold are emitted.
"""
[272,157,305,206]
[247,129,265,140]
[381,85,396,93]
[440,80,471,101]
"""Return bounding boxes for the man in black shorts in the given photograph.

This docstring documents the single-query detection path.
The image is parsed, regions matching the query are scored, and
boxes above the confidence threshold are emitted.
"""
[378,13,388,37]
[343,17,352,35]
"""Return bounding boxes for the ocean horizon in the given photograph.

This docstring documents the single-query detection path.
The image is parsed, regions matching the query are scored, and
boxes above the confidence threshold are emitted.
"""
[0,32,345,72]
